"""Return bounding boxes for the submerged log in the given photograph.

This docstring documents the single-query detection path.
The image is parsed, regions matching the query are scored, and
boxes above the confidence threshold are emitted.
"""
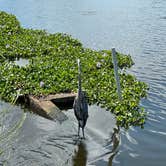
[21,93,77,122]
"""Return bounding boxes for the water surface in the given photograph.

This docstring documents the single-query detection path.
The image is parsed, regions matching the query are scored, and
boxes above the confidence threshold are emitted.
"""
[0,0,166,165]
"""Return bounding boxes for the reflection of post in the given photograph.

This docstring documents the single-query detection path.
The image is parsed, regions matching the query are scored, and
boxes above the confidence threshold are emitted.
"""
[112,48,122,101]
[108,127,120,166]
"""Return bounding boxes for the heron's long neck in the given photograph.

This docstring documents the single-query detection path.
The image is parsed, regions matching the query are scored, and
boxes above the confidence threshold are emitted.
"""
[78,61,82,98]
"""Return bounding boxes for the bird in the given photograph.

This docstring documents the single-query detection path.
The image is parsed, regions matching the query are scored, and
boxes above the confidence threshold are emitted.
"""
[73,59,88,139]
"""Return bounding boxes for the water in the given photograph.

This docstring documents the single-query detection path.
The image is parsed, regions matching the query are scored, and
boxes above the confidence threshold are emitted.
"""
[0,103,116,165]
[0,0,166,165]
[14,58,29,67]
[0,102,26,164]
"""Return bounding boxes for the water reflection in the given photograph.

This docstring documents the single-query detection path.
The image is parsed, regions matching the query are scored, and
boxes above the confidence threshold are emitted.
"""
[108,128,120,166]
[72,127,120,166]
[73,141,87,166]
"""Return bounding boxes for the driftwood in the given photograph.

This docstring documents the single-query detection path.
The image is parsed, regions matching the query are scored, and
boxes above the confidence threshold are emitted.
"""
[19,93,77,122]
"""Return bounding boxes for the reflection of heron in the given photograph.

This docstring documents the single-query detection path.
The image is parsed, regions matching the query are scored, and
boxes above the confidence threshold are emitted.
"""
[73,59,88,139]
[73,142,87,166]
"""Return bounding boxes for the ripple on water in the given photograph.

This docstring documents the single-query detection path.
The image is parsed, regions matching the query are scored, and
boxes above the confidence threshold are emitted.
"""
[0,101,26,163]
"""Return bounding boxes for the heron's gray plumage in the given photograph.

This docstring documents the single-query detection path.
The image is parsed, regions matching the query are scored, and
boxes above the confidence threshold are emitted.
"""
[73,59,88,138]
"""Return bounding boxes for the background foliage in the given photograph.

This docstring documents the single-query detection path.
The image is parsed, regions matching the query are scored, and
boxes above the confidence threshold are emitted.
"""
[0,11,148,129]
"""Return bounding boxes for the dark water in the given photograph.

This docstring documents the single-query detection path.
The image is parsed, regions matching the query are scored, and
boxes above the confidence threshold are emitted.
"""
[1,0,166,165]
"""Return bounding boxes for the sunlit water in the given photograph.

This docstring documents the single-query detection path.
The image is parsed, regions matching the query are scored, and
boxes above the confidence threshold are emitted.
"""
[0,0,166,165]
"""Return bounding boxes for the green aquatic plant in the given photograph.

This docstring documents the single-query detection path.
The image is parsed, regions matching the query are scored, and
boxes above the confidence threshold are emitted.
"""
[0,11,148,129]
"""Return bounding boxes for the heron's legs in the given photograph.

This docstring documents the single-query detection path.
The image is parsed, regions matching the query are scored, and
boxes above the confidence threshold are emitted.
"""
[77,124,80,137]
[82,128,85,139]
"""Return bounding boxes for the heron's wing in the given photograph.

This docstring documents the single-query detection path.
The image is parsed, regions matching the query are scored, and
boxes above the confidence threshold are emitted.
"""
[73,98,82,120]
[73,96,88,122]
[81,97,88,112]
[80,100,88,121]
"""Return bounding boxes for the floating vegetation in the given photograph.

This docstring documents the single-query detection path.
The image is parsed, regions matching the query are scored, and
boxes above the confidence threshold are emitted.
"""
[0,11,148,129]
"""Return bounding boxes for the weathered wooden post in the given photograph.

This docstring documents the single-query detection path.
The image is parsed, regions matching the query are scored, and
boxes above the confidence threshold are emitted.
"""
[112,48,122,101]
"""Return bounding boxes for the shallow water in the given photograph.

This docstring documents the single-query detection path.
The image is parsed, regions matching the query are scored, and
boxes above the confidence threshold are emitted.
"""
[14,58,29,67]
[0,103,116,165]
[1,0,166,165]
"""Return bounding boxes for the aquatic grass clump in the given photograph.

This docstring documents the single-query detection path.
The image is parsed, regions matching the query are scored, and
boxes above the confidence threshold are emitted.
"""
[0,11,148,129]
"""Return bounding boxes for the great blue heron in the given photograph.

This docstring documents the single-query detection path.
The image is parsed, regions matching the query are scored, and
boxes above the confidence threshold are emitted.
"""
[73,59,88,139]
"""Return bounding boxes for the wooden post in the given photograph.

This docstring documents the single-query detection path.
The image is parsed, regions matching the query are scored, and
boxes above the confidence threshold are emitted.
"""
[112,48,122,101]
